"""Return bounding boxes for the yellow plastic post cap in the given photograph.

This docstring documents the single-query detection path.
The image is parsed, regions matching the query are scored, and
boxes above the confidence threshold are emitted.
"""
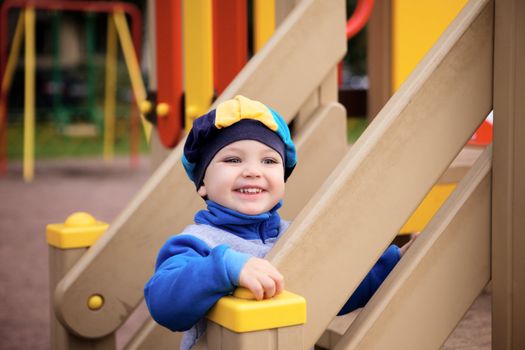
[207,288,306,333]
[64,212,97,227]
[233,287,256,300]
[46,212,109,249]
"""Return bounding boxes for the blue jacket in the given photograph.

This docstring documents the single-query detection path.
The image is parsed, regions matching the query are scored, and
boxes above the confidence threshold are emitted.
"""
[144,201,400,348]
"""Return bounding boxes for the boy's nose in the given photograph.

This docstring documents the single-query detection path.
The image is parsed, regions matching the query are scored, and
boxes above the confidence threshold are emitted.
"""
[241,163,262,178]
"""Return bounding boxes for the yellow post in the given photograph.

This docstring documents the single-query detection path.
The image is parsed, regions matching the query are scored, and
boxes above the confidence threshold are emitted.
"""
[183,0,214,130]
[47,212,114,349]
[113,11,152,143]
[103,15,118,162]
[23,8,35,182]
[254,0,275,53]
[206,288,306,349]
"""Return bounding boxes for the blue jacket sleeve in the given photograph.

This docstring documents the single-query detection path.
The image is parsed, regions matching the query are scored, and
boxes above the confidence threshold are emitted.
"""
[144,234,251,331]
[338,245,400,315]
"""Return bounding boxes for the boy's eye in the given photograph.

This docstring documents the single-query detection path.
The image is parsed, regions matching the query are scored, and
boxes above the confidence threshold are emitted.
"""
[224,157,241,163]
[262,158,279,165]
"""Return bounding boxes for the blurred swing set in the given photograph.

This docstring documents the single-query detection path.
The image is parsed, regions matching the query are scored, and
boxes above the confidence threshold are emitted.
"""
[0,0,152,182]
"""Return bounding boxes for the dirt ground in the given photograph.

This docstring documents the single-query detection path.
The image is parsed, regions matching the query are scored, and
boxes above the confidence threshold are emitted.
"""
[0,157,491,349]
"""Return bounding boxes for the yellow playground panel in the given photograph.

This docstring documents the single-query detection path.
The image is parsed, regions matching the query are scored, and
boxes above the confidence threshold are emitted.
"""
[399,183,457,234]
[392,0,469,91]
[393,0,470,234]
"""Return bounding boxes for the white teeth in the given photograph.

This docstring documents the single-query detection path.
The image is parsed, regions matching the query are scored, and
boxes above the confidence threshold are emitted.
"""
[239,188,262,194]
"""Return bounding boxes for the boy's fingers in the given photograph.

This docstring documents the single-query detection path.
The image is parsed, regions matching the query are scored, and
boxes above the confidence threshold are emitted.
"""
[274,273,284,295]
[239,258,285,299]
[258,261,284,297]
[245,277,264,300]
[259,274,276,299]
[266,269,284,295]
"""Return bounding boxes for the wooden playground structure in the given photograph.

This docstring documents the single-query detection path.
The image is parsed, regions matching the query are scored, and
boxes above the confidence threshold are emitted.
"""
[24,0,525,348]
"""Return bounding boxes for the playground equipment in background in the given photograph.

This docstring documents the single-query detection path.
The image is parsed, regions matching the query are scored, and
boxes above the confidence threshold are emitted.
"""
[0,0,150,181]
[152,0,375,149]
[152,0,278,148]
[1,0,376,180]
[48,11,102,137]
[338,0,375,84]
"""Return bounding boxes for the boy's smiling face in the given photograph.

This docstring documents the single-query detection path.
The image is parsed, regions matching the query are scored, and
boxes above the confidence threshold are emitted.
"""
[197,140,285,215]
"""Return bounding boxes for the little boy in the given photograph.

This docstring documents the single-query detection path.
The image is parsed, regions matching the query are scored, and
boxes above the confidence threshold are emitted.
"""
[145,95,411,350]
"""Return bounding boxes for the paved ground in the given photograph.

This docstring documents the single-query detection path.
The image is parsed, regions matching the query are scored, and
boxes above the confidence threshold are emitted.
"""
[0,157,491,349]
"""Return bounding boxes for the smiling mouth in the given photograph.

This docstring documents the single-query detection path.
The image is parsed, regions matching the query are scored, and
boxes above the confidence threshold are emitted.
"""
[237,187,264,194]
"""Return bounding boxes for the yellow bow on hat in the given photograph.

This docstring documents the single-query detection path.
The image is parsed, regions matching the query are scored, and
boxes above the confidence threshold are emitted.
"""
[215,95,278,131]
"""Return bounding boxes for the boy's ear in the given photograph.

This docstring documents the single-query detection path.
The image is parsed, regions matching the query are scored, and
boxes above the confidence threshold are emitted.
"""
[197,185,207,197]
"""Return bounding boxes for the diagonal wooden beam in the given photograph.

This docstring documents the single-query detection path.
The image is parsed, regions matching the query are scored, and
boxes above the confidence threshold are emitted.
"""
[334,146,492,350]
[266,0,493,347]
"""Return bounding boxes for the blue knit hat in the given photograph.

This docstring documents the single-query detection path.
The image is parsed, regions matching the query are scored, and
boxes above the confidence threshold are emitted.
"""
[182,95,297,189]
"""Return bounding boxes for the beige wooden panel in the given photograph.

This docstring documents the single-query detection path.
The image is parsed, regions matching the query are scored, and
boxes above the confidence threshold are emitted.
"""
[334,146,491,350]
[319,68,338,105]
[266,0,493,347]
[275,0,296,27]
[281,102,347,219]
[438,146,483,184]
[206,322,303,350]
[316,311,360,349]
[221,328,276,350]
[277,325,303,349]
[49,247,117,349]
[294,68,339,132]
[124,318,181,350]
[293,89,319,132]
[492,0,525,348]
[293,68,339,133]
[206,321,220,350]
[149,130,173,172]
[53,0,346,338]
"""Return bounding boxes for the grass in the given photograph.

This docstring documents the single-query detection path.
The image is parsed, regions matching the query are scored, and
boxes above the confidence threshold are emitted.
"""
[347,117,368,143]
[6,114,149,160]
[5,114,366,161]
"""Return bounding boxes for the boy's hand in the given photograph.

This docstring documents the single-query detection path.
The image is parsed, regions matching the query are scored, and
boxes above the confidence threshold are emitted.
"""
[239,257,284,300]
